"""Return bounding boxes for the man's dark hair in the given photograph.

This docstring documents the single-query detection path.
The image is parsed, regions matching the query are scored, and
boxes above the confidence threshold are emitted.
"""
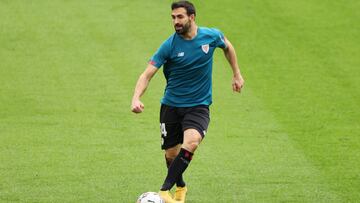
[171,1,196,16]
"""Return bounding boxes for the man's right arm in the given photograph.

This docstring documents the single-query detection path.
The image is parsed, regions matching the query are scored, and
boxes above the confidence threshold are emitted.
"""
[131,64,159,113]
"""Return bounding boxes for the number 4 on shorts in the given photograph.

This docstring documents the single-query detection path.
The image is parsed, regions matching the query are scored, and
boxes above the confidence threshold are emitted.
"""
[160,123,167,137]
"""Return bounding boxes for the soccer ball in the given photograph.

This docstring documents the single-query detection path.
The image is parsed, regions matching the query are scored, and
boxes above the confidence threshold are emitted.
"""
[137,192,164,203]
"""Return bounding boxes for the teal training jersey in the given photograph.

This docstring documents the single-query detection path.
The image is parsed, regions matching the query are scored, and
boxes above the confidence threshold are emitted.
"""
[150,27,226,107]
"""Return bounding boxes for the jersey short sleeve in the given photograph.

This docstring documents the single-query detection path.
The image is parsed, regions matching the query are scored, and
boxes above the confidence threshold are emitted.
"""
[149,38,171,68]
[212,28,227,49]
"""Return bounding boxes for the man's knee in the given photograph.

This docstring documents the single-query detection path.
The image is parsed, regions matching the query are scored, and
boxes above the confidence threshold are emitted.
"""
[182,129,202,152]
[165,144,181,159]
[182,141,200,152]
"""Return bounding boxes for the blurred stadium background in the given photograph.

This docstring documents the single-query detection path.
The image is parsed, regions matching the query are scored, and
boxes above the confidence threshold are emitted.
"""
[0,0,359,202]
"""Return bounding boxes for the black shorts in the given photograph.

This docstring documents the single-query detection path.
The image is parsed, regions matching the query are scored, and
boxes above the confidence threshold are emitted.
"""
[160,104,210,150]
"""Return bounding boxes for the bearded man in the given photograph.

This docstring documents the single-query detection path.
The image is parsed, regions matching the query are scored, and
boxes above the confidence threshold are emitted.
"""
[131,1,244,202]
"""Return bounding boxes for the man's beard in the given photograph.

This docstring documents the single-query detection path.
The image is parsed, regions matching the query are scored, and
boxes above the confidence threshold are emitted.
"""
[174,20,191,35]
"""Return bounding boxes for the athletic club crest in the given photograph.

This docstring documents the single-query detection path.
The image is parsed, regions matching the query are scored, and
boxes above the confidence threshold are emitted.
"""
[201,44,209,54]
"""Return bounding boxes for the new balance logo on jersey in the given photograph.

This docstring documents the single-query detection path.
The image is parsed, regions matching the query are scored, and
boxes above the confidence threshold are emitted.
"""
[201,44,209,54]
[177,52,185,57]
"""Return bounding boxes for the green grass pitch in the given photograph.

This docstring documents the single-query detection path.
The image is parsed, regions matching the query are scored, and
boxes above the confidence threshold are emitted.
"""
[1,0,359,202]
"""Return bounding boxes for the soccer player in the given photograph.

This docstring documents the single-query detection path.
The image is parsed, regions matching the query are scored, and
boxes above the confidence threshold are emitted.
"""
[131,1,244,202]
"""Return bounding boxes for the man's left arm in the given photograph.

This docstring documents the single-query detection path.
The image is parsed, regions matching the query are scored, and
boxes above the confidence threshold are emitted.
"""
[222,37,245,93]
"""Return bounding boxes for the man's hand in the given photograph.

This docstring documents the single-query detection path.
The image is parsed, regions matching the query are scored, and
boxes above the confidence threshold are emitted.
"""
[222,37,244,93]
[130,64,158,114]
[232,74,244,93]
[131,99,144,113]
